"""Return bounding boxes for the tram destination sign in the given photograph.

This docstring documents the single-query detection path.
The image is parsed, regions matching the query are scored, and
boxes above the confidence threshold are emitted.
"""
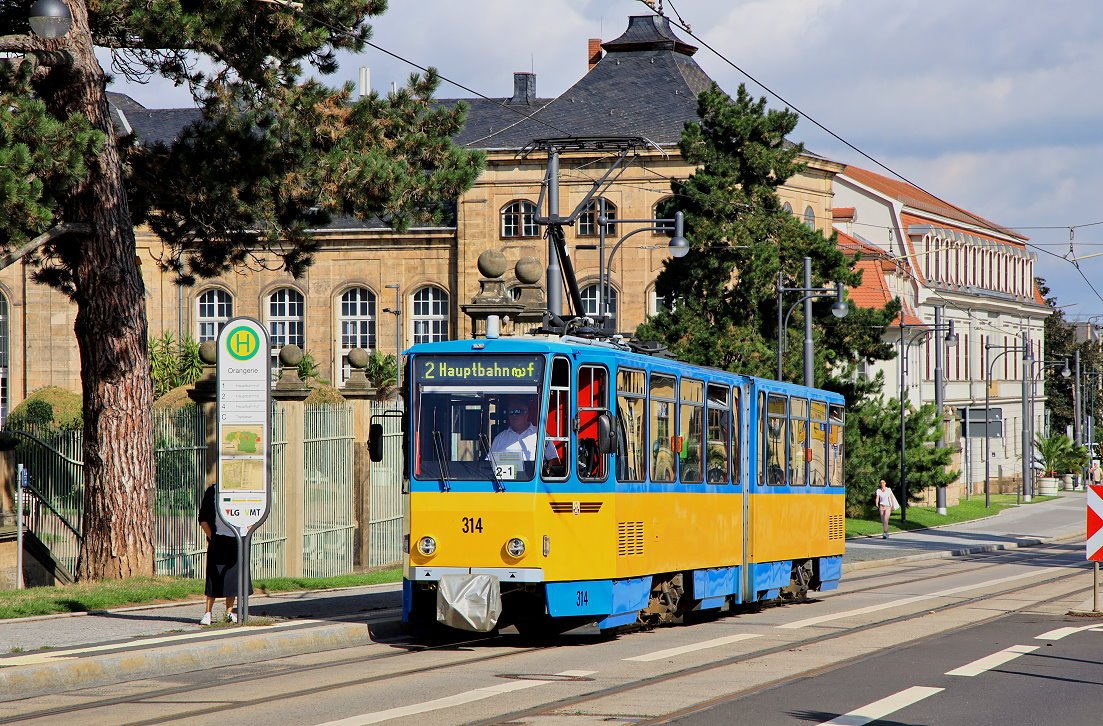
[414,355,542,385]
[216,317,272,533]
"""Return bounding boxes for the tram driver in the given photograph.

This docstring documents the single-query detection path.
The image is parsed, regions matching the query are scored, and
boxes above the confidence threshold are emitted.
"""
[490,395,555,461]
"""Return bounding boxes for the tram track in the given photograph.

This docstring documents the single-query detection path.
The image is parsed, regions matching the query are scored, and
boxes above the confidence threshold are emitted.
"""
[474,557,1092,726]
[2,544,1087,725]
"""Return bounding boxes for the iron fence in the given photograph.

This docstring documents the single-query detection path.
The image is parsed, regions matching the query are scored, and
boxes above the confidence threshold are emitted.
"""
[368,402,405,568]
[303,403,355,577]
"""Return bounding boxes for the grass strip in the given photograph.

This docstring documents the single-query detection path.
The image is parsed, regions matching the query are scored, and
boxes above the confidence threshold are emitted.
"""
[0,568,402,619]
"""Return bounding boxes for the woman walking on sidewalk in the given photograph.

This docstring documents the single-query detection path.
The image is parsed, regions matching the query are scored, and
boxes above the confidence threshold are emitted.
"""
[874,479,899,539]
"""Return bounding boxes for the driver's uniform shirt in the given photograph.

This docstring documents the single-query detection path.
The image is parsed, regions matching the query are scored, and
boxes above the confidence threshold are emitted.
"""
[490,424,539,461]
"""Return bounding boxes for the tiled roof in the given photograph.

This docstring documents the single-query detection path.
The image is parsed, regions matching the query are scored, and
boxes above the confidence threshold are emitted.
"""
[832,207,855,220]
[838,231,922,327]
[450,15,713,149]
[843,164,1025,241]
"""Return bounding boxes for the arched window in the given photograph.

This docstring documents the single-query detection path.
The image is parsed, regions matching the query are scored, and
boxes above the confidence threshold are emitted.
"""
[782,202,793,215]
[653,197,676,236]
[196,289,233,342]
[338,287,376,383]
[0,293,7,426]
[500,200,538,238]
[581,283,618,329]
[412,286,449,344]
[267,288,305,371]
[578,198,617,237]
[803,206,816,230]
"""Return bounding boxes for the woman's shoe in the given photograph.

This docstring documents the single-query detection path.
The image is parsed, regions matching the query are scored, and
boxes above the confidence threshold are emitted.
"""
[199,612,212,626]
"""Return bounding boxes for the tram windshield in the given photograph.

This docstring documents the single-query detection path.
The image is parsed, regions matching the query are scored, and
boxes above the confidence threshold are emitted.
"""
[412,354,546,483]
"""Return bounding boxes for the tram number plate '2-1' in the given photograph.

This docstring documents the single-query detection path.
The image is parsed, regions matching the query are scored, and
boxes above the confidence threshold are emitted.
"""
[461,516,484,533]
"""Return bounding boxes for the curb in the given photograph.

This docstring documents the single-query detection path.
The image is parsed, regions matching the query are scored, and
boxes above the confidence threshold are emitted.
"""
[841,530,1083,573]
[0,619,374,703]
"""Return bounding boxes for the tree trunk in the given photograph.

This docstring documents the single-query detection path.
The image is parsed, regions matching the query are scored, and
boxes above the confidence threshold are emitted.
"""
[38,2,155,579]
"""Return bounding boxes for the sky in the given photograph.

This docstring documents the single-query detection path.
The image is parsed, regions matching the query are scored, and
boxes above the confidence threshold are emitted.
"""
[104,0,1103,319]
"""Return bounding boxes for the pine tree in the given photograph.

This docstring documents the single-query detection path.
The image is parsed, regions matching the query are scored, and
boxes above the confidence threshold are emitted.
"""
[636,83,896,400]
[0,1,483,579]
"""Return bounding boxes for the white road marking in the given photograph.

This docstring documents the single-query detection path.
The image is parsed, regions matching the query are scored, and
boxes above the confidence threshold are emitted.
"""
[1036,623,1103,640]
[313,670,597,725]
[817,686,943,726]
[0,619,323,666]
[945,644,1038,676]
[623,633,761,662]
[779,567,1066,629]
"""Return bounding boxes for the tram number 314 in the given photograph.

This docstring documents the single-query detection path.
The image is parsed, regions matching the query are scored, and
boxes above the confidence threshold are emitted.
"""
[461,516,483,533]
[576,590,588,607]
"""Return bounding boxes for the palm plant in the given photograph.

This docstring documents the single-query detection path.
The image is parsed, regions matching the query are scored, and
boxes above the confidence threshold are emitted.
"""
[1035,432,1073,477]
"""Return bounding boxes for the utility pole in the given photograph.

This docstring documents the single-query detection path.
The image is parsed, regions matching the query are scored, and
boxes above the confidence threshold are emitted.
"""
[934,306,947,515]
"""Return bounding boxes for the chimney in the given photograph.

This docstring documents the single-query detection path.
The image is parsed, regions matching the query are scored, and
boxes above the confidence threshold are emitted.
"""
[587,38,603,71]
[510,72,536,104]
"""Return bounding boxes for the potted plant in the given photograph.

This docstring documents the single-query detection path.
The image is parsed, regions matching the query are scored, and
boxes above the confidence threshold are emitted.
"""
[1034,433,1071,496]
[1061,443,1090,491]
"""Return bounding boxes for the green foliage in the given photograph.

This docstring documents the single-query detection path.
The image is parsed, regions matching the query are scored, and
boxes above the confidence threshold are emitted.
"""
[149,332,203,399]
[844,396,958,516]
[365,350,398,387]
[1034,432,1088,476]
[6,387,82,431]
[1037,277,1102,437]
[1035,432,1071,477]
[297,351,327,384]
[0,62,105,256]
[635,84,898,403]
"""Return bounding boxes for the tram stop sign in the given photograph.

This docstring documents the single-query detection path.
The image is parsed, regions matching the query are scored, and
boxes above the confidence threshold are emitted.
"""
[1087,485,1103,562]
[216,317,272,534]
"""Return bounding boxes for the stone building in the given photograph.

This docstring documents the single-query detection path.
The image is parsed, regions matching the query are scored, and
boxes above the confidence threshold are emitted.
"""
[833,164,1051,494]
[0,14,843,420]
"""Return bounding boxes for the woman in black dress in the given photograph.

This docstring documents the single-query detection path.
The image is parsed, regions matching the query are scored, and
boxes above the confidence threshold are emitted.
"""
[197,485,252,624]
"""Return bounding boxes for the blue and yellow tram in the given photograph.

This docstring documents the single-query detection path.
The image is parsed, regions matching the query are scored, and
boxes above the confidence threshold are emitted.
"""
[385,333,845,632]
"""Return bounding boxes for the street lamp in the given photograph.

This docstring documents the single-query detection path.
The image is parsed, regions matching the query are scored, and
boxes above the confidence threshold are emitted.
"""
[896,309,957,521]
[984,333,1033,509]
[383,283,402,389]
[583,200,690,329]
[28,0,72,39]
[776,256,848,387]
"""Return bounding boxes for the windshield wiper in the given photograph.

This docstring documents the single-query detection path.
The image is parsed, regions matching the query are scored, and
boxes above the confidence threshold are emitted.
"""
[431,430,452,491]
[480,433,506,492]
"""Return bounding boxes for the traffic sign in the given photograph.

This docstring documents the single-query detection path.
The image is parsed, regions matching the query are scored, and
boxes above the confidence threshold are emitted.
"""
[1087,485,1103,561]
[216,317,271,534]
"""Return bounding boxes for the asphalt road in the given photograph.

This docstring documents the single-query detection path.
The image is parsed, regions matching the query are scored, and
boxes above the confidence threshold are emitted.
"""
[674,611,1103,726]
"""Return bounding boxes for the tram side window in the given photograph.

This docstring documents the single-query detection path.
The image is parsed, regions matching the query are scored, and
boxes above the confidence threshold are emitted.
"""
[731,386,742,486]
[544,356,571,479]
[828,405,845,487]
[679,378,704,484]
[763,394,787,486]
[705,384,730,484]
[578,365,609,481]
[809,401,828,486]
[617,369,646,482]
[650,373,676,482]
[790,397,808,487]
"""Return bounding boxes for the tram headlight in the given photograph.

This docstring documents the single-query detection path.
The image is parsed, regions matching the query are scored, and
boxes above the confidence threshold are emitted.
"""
[506,537,526,558]
[416,536,437,557]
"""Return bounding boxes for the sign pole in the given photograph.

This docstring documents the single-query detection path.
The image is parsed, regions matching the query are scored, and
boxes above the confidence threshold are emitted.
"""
[1094,562,1099,614]
[216,317,272,627]
[237,530,248,622]
[16,464,25,590]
